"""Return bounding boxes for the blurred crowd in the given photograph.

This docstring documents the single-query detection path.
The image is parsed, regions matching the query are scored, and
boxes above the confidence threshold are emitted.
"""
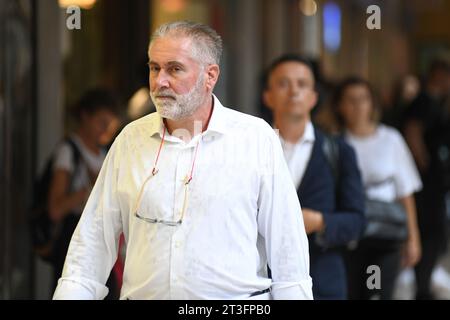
[309,57,450,299]
[35,54,450,300]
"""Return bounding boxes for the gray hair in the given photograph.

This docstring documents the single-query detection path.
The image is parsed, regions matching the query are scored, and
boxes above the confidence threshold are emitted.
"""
[150,21,223,65]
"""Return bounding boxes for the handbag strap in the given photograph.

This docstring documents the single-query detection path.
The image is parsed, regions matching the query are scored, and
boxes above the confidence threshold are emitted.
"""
[364,176,395,190]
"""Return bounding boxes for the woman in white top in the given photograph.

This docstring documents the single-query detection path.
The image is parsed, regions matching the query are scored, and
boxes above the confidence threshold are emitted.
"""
[48,88,120,295]
[332,77,422,300]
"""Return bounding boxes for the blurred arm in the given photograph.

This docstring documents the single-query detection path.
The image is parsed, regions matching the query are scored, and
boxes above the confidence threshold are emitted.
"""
[399,195,421,268]
[48,169,88,222]
[318,140,366,247]
[403,119,429,173]
[53,139,123,300]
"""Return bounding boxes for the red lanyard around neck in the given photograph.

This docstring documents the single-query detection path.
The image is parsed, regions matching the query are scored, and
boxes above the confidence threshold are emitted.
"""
[151,125,201,185]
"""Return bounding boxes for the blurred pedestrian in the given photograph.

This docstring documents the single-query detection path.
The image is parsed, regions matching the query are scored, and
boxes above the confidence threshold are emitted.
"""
[383,74,420,129]
[48,88,121,298]
[263,54,365,299]
[333,77,422,300]
[403,59,450,299]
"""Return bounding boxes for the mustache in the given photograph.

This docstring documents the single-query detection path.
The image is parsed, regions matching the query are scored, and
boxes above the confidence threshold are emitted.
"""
[151,90,177,99]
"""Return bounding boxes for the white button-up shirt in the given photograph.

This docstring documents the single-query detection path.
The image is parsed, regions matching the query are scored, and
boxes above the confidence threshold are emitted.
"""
[53,95,313,300]
[280,121,315,189]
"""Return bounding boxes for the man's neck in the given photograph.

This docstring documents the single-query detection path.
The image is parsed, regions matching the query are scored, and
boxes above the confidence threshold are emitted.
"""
[276,114,310,144]
[164,95,214,142]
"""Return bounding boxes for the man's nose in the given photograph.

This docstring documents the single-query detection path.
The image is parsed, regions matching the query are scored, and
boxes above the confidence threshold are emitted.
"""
[153,70,170,89]
[289,84,301,96]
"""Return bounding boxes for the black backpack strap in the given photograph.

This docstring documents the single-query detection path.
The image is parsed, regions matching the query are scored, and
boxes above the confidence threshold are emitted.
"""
[314,133,342,249]
[30,137,84,262]
[64,138,83,190]
[321,133,340,186]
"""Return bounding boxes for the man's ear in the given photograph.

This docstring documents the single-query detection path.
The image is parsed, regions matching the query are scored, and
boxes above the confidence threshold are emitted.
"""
[310,90,319,112]
[263,89,274,110]
[205,64,220,91]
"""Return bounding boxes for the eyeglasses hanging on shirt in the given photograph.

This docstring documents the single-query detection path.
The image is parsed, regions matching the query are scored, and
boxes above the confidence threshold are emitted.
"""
[133,125,201,226]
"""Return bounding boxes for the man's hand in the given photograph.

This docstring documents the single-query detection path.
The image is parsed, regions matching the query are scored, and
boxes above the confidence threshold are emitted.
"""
[302,208,324,234]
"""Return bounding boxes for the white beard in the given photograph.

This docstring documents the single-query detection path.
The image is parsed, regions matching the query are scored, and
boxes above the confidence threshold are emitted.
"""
[150,74,206,120]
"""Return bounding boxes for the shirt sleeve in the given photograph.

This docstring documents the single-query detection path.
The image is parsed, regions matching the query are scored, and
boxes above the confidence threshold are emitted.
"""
[391,129,423,198]
[318,138,366,247]
[53,135,123,300]
[53,143,74,173]
[256,122,313,300]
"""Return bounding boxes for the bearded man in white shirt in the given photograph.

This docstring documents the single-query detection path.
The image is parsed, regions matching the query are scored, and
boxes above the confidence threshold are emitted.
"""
[53,21,313,300]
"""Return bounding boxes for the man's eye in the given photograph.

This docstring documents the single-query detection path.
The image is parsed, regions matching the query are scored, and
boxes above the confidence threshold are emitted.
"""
[149,66,160,72]
[169,65,184,72]
[277,80,289,88]
[298,81,310,88]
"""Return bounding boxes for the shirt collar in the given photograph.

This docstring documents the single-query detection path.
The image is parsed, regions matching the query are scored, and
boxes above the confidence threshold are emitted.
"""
[302,121,315,143]
[204,94,228,136]
[149,94,228,139]
[279,121,315,146]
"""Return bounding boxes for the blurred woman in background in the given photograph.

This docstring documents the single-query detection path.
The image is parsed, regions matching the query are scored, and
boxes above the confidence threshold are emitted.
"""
[382,74,420,129]
[332,77,422,299]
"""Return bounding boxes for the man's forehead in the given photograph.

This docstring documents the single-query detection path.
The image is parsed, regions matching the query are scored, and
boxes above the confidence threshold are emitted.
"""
[271,61,314,80]
[276,61,312,74]
[148,35,195,61]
